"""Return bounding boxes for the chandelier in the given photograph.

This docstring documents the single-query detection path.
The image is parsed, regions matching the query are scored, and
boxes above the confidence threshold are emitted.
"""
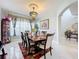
[29,3,38,20]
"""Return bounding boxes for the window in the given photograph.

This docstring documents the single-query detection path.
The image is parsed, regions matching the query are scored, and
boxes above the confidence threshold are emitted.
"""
[10,18,31,36]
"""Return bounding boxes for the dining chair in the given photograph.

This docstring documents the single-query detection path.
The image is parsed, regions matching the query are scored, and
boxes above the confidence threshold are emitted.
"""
[40,31,47,45]
[27,32,35,54]
[21,32,27,48]
[41,31,47,36]
[35,31,40,37]
[27,32,35,45]
[38,33,55,59]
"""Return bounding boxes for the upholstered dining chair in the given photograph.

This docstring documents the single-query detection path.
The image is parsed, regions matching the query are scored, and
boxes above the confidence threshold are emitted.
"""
[38,33,55,59]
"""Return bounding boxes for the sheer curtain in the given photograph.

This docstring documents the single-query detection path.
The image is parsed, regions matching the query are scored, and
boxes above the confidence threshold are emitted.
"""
[10,17,31,36]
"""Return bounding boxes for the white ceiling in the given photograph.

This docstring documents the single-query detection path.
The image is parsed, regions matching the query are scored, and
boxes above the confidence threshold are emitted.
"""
[0,0,78,17]
[0,0,54,15]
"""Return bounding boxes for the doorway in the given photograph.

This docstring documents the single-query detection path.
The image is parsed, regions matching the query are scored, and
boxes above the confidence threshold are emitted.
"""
[58,1,78,46]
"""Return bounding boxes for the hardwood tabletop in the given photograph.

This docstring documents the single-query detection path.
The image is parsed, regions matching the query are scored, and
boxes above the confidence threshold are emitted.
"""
[28,35,46,42]
[28,32,55,42]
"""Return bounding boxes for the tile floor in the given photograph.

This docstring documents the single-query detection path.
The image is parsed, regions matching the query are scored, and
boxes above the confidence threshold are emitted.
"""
[3,36,78,59]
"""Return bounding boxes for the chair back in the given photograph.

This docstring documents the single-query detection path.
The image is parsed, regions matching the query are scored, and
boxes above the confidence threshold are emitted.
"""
[21,32,25,41]
[46,33,55,49]
[26,33,32,47]
[42,31,47,34]
[24,32,28,39]
[35,31,40,36]
[40,31,47,37]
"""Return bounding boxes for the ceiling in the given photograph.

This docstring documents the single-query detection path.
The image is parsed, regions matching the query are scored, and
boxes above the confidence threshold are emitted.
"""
[0,0,78,18]
[0,0,54,15]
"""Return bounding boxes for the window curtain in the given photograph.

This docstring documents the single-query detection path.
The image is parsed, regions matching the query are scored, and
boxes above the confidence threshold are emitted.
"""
[10,17,31,36]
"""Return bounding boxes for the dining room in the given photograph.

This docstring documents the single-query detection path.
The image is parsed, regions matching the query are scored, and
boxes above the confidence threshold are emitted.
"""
[0,0,78,59]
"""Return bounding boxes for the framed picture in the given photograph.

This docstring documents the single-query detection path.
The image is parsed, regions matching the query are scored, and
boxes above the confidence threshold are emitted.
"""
[40,19,49,29]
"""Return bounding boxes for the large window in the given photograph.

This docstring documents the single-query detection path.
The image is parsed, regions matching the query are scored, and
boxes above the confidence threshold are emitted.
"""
[10,17,31,36]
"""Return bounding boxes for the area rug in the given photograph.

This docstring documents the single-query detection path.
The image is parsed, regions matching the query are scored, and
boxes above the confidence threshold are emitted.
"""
[19,42,51,59]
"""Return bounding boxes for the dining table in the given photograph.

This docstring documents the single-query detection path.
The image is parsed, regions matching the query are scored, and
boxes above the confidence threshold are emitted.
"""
[27,33,55,55]
[27,33,47,54]
[27,32,46,41]
[28,33,55,43]
[28,33,54,42]
[31,35,46,42]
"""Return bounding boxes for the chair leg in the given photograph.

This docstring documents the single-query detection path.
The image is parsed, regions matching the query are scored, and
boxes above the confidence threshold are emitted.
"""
[44,54,46,59]
[22,41,25,47]
[44,49,46,59]
[28,42,31,55]
[50,47,52,55]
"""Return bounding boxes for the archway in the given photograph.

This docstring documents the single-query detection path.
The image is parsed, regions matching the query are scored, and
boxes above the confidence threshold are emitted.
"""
[58,1,78,44]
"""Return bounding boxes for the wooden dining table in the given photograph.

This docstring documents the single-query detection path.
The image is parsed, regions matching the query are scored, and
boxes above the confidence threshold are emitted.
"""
[27,33,55,54]
[28,33,54,42]
[28,34,47,42]
[27,34,47,54]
